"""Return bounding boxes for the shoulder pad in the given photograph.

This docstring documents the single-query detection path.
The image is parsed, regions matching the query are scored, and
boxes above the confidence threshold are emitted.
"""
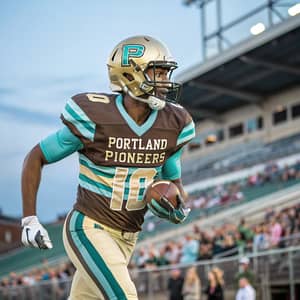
[72,93,111,104]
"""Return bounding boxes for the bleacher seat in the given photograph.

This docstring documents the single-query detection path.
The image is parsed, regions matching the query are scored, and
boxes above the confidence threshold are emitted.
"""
[182,133,300,184]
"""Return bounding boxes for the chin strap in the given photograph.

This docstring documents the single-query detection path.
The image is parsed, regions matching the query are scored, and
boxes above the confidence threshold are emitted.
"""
[147,95,166,110]
[124,88,166,110]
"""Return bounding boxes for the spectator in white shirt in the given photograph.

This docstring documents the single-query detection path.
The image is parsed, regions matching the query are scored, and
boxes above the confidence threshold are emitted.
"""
[236,277,256,300]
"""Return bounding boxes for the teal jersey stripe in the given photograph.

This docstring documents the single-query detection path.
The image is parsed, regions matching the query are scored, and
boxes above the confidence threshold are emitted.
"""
[138,178,146,200]
[79,154,163,200]
[69,211,127,300]
[79,154,117,176]
[80,158,115,179]
[116,94,158,137]
[81,161,142,191]
[79,174,143,201]
[138,188,146,199]
[67,99,96,133]
[62,99,96,141]
[62,108,94,142]
[65,103,95,134]
[79,174,112,198]
[62,108,94,141]
[79,178,112,198]
[176,121,195,146]
[80,154,163,177]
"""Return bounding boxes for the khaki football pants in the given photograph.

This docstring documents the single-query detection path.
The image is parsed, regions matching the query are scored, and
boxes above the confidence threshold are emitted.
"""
[63,210,139,300]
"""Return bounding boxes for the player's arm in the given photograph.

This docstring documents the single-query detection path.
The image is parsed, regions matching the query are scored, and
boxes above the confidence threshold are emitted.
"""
[148,116,195,223]
[22,144,48,218]
[147,149,190,224]
[21,126,83,249]
[163,149,187,200]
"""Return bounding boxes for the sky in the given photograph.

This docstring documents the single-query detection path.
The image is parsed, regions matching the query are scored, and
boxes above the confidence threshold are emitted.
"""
[0,0,295,222]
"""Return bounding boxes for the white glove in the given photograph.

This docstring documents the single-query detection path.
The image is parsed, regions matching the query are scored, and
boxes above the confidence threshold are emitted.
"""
[21,216,53,249]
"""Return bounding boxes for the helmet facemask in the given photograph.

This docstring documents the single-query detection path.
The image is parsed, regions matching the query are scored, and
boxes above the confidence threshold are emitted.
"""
[121,59,182,110]
[142,60,182,105]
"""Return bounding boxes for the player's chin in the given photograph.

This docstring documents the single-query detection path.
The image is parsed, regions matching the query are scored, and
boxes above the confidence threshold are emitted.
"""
[156,90,168,99]
[157,94,166,100]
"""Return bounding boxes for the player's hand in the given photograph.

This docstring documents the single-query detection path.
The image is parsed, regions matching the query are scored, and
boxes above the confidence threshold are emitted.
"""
[21,216,53,250]
[147,194,190,224]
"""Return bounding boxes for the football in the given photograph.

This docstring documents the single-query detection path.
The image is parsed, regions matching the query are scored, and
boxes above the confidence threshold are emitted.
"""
[144,180,180,209]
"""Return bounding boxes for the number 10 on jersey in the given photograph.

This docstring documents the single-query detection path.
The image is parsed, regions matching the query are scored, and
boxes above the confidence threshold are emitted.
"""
[110,167,157,211]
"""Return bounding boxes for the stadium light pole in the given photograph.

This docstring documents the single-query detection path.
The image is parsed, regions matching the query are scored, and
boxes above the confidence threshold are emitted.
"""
[268,0,274,26]
[183,0,292,61]
[216,0,223,54]
[183,0,217,61]
[200,1,206,60]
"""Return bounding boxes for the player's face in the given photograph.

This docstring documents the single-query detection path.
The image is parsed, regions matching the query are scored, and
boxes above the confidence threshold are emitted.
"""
[145,67,171,99]
[146,67,169,81]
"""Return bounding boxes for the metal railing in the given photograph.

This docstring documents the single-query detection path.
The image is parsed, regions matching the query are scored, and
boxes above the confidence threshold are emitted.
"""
[0,279,72,300]
[134,246,300,300]
[1,246,299,300]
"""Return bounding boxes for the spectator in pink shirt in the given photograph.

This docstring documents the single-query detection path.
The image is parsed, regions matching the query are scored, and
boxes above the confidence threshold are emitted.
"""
[270,217,282,247]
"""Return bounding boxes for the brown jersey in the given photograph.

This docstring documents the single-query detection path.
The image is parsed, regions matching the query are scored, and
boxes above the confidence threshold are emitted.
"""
[61,93,195,232]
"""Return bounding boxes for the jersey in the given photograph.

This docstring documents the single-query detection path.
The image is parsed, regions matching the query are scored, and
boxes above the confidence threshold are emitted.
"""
[61,92,195,232]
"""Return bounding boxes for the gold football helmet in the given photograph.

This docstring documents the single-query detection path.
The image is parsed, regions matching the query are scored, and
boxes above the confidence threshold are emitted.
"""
[107,35,181,110]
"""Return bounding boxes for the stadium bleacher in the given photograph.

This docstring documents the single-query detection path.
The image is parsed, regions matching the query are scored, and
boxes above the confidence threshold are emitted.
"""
[182,131,300,184]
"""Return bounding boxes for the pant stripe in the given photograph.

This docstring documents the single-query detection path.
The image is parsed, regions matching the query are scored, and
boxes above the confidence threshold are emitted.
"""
[68,210,128,300]
[65,211,109,299]
[66,212,109,300]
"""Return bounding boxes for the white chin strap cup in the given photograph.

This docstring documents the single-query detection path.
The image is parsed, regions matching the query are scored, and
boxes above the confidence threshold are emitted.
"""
[147,95,166,110]
[126,90,166,110]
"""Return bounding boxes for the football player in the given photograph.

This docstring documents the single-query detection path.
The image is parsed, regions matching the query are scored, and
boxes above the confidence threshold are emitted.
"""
[21,35,195,300]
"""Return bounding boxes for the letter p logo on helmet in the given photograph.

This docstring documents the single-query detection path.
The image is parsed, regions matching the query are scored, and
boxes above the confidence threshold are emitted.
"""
[122,44,145,66]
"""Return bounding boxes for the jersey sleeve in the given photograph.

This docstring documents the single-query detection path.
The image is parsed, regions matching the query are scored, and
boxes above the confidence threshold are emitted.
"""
[172,107,196,154]
[161,148,183,180]
[40,126,83,163]
[176,119,195,148]
[60,94,97,145]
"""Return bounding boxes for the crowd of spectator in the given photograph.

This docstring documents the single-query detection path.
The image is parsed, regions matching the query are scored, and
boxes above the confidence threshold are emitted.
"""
[186,182,244,211]
[166,265,225,300]
[0,261,75,300]
[132,202,300,270]
[188,160,300,210]
[143,160,300,235]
